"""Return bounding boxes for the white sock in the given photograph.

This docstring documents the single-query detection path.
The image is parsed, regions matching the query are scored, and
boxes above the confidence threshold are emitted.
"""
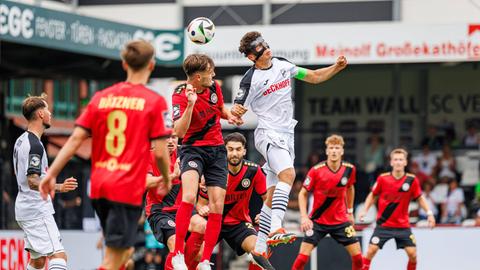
[254,204,272,254]
[270,181,292,232]
[48,258,67,270]
[27,264,43,270]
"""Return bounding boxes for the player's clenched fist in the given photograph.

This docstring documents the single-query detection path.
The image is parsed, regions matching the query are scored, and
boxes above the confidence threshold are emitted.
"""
[60,177,78,193]
[335,55,347,70]
[231,104,247,117]
[185,84,197,105]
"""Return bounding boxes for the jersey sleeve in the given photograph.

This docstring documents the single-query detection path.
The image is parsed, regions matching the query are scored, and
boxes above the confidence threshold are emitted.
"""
[27,141,43,176]
[303,169,316,192]
[411,177,423,199]
[347,166,357,187]
[372,176,382,196]
[276,57,299,78]
[234,68,255,107]
[150,96,171,140]
[146,153,155,175]
[172,91,188,121]
[75,95,97,130]
[253,166,267,196]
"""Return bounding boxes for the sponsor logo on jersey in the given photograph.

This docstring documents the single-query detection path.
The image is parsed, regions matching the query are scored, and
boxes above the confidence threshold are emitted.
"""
[262,78,290,96]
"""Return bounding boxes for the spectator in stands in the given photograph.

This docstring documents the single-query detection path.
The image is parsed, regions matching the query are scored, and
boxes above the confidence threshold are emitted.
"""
[441,179,465,224]
[463,125,480,148]
[434,145,457,180]
[413,144,437,177]
[421,125,444,150]
[410,161,433,186]
[419,182,438,221]
[364,133,385,183]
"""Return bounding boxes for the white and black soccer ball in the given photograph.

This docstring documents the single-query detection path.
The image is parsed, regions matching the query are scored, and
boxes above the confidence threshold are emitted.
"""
[187,17,215,45]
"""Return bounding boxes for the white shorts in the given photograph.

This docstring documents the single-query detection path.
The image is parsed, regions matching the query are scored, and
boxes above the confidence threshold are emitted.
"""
[254,129,295,188]
[17,215,65,259]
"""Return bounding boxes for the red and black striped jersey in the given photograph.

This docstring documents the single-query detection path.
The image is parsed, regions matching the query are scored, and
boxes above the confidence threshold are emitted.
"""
[200,160,267,225]
[145,150,181,217]
[373,172,422,228]
[172,81,224,146]
[303,161,356,225]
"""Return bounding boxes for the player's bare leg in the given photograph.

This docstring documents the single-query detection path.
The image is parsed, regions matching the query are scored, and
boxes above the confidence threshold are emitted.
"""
[27,256,46,270]
[267,167,297,247]
[101,247,131,270]
[291,242,315,270]
[173,170,200,270]
[344,243,364,270]
[404,247,417,270]
[363,244,380,270]
[197,186,226,269]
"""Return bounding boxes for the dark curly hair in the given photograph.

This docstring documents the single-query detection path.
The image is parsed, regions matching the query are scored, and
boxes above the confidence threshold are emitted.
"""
[238,31,262,56]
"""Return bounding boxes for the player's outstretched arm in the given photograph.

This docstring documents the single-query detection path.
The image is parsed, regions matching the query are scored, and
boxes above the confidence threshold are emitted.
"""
[299,187,313,232]
[39,127,89,200]
[297,55,347,84]
[359,192,376,222]
[417,195,436,229]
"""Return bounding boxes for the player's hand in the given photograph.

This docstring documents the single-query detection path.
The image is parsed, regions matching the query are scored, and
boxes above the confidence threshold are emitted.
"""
[348,213,355,225]
[172,159,181,179]
[146,175,162,189]
[254,214,260,224]
[359,210,367,222]
[60,177,78,193]
[186,84,197,105]
[231,104,247,117]
[228,115,244,126]
[300,216,313,232]
[39,174,56,200]
[335,55,347,70]
[198,205,210,217]
[427,214,436,229]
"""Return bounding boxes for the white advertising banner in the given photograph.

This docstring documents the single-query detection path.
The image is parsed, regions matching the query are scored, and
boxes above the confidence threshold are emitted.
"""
[362,227,480,270]
[0,230,102,270]
[185,23,480,66]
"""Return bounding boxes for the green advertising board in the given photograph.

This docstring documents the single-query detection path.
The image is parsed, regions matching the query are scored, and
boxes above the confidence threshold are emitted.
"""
[0,0,183,65]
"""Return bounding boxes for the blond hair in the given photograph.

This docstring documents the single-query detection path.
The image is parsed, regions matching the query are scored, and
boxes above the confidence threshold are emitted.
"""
[390,148,408,159]
[325,134,345,147]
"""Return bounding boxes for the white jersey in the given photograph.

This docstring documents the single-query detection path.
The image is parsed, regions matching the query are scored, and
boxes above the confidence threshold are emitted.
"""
[13,131,54,221]
[235,57,299,133]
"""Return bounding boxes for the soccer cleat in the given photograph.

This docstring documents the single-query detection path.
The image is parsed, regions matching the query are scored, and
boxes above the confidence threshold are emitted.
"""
[266,228,297,247]
[251,251,275,270]
[171,252,188,270]
[196,260,213,270]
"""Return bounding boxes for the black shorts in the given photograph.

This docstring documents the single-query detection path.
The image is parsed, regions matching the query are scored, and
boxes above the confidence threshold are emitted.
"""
[179,145,227,189]
[218,222,257,256]
[91,199,143,248]
[303,222,359,247]
[147,211,177,246]
[369,226,416,249]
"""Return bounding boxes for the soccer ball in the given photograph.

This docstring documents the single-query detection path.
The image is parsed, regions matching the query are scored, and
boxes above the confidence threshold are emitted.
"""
[187,17,215,44]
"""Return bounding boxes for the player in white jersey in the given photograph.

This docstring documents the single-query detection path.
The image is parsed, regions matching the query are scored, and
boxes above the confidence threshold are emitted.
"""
[13,95,78,270]
[231,31,347,269]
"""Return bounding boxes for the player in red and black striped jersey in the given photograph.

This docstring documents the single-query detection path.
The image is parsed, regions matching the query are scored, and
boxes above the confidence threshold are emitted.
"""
[171,54,243,270]
[195,133,268,270]
[145,133,207,270]
[292,135,363,270]
[359,148,436,270]
[40,40,171,270]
